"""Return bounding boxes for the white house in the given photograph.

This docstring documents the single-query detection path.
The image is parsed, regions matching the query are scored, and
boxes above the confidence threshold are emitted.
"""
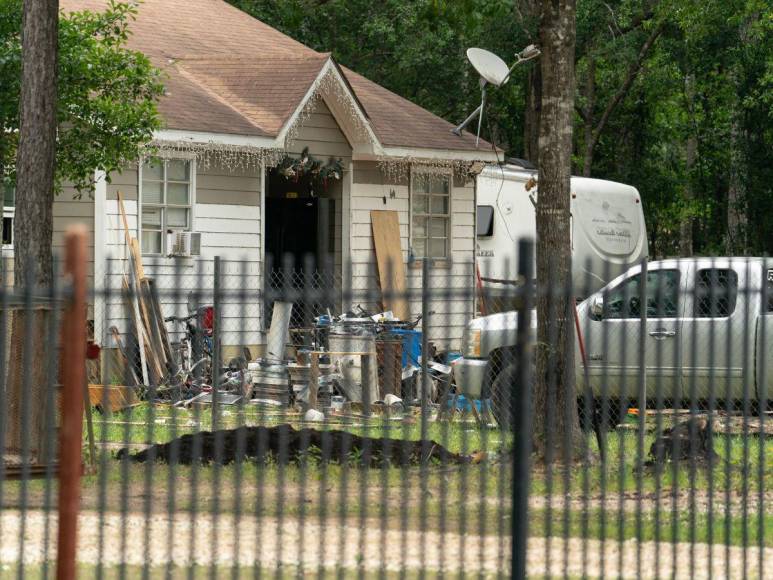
[49,0,497,367]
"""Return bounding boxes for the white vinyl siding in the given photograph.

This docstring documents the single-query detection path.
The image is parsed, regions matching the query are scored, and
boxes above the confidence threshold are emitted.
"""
[351,162,476,350]
[100,158,262,352]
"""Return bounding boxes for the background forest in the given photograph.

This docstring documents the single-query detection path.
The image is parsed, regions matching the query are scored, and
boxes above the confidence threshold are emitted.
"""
[230,0,773,258]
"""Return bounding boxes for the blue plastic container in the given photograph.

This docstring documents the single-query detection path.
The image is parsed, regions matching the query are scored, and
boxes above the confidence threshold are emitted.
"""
[389,328,422,368]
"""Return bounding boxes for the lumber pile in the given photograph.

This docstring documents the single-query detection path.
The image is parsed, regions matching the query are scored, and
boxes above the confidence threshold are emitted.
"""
[113,191,175,388]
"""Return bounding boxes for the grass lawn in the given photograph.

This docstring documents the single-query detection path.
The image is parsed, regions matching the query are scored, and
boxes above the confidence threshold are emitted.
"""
[1,403,770,550]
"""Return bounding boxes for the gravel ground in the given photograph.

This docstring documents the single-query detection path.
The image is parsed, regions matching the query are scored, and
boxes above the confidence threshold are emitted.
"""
[0,510,767,577]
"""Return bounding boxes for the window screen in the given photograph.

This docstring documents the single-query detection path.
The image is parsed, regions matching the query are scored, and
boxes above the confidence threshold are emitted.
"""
[694,269,738,318]
[604,269,680,319]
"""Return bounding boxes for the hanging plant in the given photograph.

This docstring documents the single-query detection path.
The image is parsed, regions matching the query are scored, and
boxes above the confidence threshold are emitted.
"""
[276,147,343,190]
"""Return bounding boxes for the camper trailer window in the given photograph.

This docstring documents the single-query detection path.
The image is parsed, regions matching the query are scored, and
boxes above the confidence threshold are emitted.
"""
[140,157,193,255]
[411,173,451,258]
[477,205,494,237]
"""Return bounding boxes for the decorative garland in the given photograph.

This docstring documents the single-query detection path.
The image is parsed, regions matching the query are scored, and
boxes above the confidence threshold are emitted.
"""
[276,147,343,191]
[142,140,284,172]
[376,156,481,184]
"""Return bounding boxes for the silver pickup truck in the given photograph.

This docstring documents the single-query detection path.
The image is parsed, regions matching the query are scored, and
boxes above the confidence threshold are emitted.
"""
[455,258,773,422]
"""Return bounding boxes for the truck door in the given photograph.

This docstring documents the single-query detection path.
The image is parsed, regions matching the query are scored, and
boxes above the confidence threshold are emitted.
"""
[583,264,684,401]
[680,263,746,403]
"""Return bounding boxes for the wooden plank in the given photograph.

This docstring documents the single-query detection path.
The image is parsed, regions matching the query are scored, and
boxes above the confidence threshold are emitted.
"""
[146,279,173,358]
[117,191,149,385]
[109,326,142,386]
[370,210,410,320]
[87,384,140,414]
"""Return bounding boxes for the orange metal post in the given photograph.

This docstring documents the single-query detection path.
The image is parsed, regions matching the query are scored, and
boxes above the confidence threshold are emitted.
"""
[56,226,88,580]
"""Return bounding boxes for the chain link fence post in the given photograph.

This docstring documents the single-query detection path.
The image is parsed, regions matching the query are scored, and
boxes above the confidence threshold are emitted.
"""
[512,238,534,580]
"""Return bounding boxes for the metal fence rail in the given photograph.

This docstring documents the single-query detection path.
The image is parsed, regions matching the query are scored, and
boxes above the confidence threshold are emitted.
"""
[1,240,771,578]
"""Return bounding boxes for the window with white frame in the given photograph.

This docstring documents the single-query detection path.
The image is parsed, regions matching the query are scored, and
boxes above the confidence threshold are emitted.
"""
[2,180,14,247]
[411,172,451,259]
[140,157,192,255]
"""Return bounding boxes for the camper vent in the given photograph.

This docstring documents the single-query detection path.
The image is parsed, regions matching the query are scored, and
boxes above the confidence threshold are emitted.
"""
[166,230,201,257]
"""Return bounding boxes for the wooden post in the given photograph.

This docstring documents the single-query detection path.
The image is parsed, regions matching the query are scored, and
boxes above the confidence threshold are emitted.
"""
[308,352,320,409]
[57,226,88,580]
[361,353,373,417]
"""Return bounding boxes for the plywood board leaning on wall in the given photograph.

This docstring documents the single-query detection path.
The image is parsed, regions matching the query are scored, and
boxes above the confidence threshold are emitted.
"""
[370,210,410,320]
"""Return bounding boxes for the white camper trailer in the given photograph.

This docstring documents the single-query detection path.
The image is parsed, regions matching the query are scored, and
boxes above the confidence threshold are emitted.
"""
[476,162,648,308]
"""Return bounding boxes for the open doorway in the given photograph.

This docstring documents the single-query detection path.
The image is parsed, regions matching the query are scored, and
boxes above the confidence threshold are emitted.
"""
[265,166,339,330]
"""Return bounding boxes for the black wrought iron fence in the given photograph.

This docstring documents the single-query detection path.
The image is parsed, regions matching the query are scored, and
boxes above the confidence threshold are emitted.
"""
[1,240,771,578]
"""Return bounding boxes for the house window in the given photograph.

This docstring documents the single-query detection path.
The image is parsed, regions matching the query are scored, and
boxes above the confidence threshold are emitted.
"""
[411,172,451,258]
[140,157,192,255]
[2,180,14,247]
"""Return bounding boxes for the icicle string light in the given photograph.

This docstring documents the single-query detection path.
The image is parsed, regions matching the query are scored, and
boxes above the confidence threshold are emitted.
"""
[142,141,284,171]
[376,157,480,183]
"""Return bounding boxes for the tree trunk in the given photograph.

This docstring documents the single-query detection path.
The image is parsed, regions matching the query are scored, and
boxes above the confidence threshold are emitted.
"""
[726,116,746,254]
[6,0,59,457]
[522,0,541,164]
[680,74,696,257]
[524,65,542,164]
[534,0,581,463]
[582,54,595,177]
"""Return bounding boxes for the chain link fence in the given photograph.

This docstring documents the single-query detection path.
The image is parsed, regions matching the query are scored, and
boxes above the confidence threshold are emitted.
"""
[1,245,772,577]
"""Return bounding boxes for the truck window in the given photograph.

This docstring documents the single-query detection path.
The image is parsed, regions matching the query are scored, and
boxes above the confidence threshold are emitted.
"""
[477,205,494,237]
[604,269,680,319]
[694,269,738,318]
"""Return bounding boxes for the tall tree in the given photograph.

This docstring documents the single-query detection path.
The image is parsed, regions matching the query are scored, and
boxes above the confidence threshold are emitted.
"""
[5,0,59,457]
[2,0,161,455]
[534,0,581,461]
[14,0,57,288]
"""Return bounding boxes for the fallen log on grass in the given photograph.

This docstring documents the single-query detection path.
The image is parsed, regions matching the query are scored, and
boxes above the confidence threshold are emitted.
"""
[117,424,474,467]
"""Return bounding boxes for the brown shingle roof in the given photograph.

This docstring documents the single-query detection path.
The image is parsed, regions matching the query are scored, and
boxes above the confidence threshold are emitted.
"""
[61,0,491,153]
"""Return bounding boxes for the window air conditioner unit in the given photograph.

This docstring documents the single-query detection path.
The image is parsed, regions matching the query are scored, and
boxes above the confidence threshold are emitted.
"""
[167,230,201,257]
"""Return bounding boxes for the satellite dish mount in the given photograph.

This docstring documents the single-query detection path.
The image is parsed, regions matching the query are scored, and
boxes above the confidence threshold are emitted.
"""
[452,44,541,146]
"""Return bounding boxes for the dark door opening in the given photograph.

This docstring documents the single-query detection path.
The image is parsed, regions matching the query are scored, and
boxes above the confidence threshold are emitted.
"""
[266,197,319,273]
[265,167,337,331]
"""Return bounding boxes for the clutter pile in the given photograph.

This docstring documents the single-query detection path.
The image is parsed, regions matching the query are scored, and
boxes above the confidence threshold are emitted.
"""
[237,303,459,419]
[102,198,469,420]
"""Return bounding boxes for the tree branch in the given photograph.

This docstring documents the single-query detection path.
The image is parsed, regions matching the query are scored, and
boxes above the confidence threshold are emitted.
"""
[590,21,664,150]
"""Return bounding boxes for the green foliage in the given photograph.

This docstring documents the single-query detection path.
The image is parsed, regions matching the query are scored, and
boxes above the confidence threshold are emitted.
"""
[0,0,162,195]
[228,0,532,155]
[231,0,773,256]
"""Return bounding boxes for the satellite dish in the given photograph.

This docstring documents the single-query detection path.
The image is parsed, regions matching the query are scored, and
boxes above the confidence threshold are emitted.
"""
[452,44,541,147]
[466,48,510,88]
